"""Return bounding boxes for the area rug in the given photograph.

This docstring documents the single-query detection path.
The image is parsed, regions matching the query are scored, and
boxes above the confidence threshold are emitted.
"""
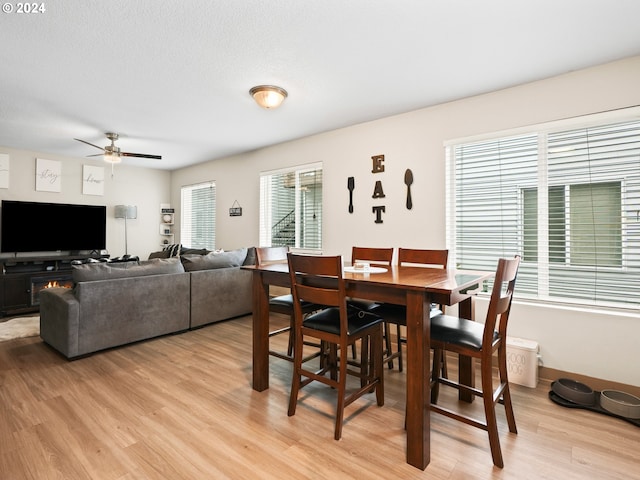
[0,316,40,341]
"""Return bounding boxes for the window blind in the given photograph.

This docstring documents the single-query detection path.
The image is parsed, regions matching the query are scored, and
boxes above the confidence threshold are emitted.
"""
[259,164,322,251]
[448,119,640,308]
[181,181,216,250]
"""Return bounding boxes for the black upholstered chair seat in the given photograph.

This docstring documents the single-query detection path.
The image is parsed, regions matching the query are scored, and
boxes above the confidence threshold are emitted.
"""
[270,293,316,310]
[373,303,442,325]
[430,314,499,351]
[303,307,383,336]
[371,302,442,372]
[346,298,380,312]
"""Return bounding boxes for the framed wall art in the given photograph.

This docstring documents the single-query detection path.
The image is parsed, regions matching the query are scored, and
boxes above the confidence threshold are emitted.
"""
[35,158,61,192]
[82,164,105,195]
[0,153,8,189]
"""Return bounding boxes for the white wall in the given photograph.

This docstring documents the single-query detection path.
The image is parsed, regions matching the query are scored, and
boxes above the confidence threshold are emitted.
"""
[172,56,640,387]
[0,146,171,259]
[5,57,637,386]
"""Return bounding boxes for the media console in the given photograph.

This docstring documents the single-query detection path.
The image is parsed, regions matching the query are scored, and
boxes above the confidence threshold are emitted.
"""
[0,254,109,317]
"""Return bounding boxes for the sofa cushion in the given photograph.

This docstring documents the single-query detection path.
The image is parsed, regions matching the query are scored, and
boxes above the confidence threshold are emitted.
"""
[181,247,211,256]
[148,250,171,259]
[72,257,185,282]
[181,248,248,271]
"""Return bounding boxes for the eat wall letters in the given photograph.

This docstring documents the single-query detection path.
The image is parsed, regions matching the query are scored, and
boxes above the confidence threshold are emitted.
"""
[346,153,414,223]
[371,154,385,223]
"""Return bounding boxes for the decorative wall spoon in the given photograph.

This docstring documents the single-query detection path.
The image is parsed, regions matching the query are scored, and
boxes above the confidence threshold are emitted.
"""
[347,176,355,213]
[404,169,413,210]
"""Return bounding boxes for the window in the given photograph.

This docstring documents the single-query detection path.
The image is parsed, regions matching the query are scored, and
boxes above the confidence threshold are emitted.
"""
[523,182,622,267]
[181,181,216,250]
[447,117,640,308]
[259,164,322,251]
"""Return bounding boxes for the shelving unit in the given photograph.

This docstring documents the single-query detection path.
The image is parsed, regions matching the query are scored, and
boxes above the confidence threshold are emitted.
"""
[160,204,175,246]
[0,253,108,317]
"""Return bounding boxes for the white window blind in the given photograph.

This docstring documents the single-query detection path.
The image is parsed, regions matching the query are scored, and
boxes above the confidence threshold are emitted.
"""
[259,164,322,251]
[181,181,216,250]
[448,118,640,308]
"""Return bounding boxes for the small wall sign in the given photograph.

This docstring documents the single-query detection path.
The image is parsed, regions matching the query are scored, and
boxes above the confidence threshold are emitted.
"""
[229,200,242,216]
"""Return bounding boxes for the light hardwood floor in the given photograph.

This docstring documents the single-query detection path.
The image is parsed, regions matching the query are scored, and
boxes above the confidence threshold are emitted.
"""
[1,314,639,479]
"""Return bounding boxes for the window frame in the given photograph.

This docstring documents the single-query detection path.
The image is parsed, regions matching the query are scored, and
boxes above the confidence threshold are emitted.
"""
[521,181,623,268]
[259,163,323,252]
[180,180,216,250]
[446,107,640,309]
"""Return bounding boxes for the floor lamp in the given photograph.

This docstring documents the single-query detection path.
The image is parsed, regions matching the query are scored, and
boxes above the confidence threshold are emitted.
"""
[114,205,137,257]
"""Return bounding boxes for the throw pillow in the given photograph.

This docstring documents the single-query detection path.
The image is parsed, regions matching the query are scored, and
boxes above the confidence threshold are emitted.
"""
[148,250,171,259]
[163,243,182,258]
[181,247,248,271]
[243,247,257,266]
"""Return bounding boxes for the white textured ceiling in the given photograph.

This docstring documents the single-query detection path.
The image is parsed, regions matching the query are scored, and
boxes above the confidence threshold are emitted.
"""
[1,0,640,170]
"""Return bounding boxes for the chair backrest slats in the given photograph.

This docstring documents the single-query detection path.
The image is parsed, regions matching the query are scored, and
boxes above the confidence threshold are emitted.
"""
[295,283,341,307]
[483,256,520,347]
[288,253,346,311]
[398,248,448,313]
[351,247,393,266]
[398,248,448,268]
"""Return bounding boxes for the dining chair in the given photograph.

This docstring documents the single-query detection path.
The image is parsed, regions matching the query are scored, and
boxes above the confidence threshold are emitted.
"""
[255,246,321,362]
[348,246,394,363]
[350,246,394,271]
[429,255,521,468]
[373,248,449,372]
[287,253,385,440]
[351,246,394,264]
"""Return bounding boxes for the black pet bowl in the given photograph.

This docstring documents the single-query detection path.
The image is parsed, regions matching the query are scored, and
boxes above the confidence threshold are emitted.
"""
[551,378,596,406]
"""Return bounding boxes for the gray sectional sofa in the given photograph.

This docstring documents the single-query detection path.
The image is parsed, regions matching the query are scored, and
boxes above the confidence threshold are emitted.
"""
[39,247,255,359]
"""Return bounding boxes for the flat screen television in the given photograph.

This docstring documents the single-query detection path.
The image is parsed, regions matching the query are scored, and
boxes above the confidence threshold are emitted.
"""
[1,200,107,254]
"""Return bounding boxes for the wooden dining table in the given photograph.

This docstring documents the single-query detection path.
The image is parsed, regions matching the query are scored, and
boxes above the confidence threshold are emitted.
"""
[242,261,493,470]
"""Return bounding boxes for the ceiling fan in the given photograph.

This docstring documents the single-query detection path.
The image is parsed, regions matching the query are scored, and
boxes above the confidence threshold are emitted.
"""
[74,132,162,163]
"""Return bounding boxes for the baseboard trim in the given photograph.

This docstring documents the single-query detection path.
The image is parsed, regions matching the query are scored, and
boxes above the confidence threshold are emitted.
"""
[540,366,640,398]
[355,331,639,397]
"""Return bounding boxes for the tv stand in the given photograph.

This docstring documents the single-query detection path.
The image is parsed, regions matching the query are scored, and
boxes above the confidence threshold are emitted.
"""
[0,253,109,317]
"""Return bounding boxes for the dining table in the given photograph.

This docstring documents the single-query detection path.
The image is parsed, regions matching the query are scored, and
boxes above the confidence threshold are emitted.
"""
[242,261,493,470]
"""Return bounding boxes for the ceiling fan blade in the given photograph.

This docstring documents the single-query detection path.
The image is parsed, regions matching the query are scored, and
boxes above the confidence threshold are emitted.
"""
[87,153,104,157]
[74,138,105,151]
[122,152,162,160]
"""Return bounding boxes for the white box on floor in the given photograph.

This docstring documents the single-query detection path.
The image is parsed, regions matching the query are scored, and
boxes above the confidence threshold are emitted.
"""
[506,336,539,388]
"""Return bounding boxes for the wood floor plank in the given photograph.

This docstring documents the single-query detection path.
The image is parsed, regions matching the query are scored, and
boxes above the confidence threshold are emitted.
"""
[0,314,639,479]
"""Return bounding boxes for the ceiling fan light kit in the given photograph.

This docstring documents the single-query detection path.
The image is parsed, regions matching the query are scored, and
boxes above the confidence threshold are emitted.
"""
[104,153,122,163]
[75,132,162,165]
[250,85,287,109]
[104,146,122,163]
[104,132,121,162]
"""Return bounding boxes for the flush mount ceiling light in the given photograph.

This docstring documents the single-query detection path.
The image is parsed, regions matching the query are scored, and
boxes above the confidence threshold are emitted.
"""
[250,85,288,109]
